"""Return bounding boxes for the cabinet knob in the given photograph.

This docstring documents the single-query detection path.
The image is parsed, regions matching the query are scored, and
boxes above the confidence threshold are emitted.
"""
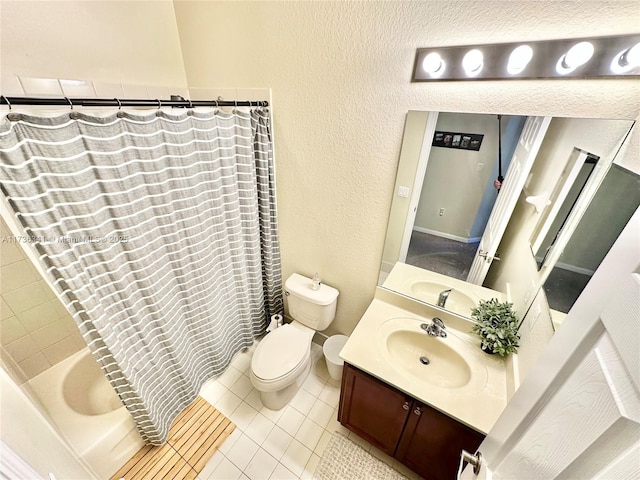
[414,407,422,416]
[402,401,410,411]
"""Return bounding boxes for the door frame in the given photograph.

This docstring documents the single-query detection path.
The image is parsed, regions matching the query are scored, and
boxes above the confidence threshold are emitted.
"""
[398,111,439,263]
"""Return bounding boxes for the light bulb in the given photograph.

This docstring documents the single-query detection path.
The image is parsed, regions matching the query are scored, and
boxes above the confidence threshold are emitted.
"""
[507,45,533,74]
[611,42,640,73]
[556,41,594,74]
[462,49,484,76]
[422,52,445,77]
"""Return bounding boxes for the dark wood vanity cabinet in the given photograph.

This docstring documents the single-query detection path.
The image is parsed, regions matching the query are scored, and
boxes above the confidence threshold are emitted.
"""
[338,363,485,480]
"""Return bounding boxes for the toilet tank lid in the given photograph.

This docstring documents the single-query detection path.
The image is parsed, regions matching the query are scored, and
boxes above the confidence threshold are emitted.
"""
[285,273,339,306]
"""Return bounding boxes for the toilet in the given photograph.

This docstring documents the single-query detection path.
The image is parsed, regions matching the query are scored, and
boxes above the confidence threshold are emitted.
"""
[250,273,339,410]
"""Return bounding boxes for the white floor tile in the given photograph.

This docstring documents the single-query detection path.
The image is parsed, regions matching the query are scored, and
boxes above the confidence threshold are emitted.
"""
[243,447,278,480]
[210,457,243,480]
[280,439,312,477]
[231,351,252,373]
[311,356,331,381]
[313,430,333,457]
[269,463,298,480]
[245,388,264,411]
[294,418,324,451]
[290,388,316,415]
[301,372,326,396]
[326,376,341,387]
[276,405,305,436]
[226,433,260,471]
[239,474,250,480]
[216,390,243,417]
[219,428,243,455]
[199,450,225,479]
[325,407,349,435]
[260,404,285,423]
[230,374,254,399]
[262,426,293,461]
[318,383,340,408]
[307,398,334,427]
[200,379,228,405]
[300,453,321,480]
[218,365,243,388]
[230,402,259,431]
[245,413,275,445]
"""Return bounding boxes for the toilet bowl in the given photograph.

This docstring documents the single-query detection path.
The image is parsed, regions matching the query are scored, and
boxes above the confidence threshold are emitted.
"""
[250,273,339,410]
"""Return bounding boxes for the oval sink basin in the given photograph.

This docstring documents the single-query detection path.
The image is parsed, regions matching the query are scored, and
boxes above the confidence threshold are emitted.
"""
[386,330,472,388]
[377,317,489,394]
[410,281,477,315]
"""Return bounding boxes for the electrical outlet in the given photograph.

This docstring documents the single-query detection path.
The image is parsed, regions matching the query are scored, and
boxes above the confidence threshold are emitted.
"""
[439,208,445,216]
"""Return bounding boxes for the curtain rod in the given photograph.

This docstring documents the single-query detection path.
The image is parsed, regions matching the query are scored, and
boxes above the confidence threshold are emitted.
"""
[0,95,268,109]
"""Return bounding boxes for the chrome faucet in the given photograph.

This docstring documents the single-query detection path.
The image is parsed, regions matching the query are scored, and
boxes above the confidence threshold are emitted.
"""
[421,317,447,338]
[437,288,452,308]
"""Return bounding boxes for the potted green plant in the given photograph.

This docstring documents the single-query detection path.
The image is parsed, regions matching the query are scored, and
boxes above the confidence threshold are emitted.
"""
[470,298,520,356]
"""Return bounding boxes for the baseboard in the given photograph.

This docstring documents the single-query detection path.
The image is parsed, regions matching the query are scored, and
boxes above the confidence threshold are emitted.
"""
[553,261,595,277]
[413,226,480,244]
[313,332,328,346]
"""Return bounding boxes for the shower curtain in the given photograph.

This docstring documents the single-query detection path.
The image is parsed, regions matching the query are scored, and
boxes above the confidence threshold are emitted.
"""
[0,107,283,444]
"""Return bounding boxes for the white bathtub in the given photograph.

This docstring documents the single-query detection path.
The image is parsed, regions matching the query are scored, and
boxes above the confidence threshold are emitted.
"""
[29,348,144,479]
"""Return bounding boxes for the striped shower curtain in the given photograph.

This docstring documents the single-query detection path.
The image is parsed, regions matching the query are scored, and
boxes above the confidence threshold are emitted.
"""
[0,108,283,444]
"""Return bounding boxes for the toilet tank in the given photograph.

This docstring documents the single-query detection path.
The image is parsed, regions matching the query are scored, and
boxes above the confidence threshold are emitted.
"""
[285,274,339,331]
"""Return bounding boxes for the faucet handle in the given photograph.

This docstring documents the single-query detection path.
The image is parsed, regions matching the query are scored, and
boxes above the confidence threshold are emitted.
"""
[432,317,445,329]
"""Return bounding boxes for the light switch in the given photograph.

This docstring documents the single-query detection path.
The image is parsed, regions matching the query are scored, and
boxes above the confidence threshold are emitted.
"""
[398,186,410,198]
[476,163,484,172]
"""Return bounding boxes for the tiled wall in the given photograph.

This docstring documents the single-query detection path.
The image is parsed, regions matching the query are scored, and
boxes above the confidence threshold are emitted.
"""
[0,218,85,380]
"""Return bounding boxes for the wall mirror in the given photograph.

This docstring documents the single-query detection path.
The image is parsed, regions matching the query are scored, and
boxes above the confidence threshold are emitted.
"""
[539,163,640,316]
[379,110,636,330]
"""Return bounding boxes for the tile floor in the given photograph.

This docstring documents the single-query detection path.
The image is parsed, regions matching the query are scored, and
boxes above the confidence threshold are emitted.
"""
[195,341,422,480]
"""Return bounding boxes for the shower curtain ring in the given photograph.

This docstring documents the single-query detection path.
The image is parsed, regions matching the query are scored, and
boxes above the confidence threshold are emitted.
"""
[156,99,162,109]
[1,95,11,110]
[64,97,73,110]
[114,98,122,110]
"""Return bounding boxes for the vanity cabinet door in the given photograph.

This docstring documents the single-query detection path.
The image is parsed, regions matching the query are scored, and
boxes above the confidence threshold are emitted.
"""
[395,402,485,480]
[339,363,411,456]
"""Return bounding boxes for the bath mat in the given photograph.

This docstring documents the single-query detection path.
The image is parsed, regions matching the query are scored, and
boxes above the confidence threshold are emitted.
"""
[314,432,409,480]
[110,396,235,480]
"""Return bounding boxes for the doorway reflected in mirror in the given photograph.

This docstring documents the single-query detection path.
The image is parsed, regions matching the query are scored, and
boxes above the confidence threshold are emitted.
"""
[406,231,478,281]
[542,163,640,315]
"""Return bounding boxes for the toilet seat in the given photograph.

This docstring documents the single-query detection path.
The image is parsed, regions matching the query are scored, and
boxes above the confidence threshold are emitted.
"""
[251,323,312,383]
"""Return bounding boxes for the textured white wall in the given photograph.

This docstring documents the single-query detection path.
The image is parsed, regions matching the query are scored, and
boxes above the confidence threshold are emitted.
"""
[174,0,640,335]
[0,0,187,88]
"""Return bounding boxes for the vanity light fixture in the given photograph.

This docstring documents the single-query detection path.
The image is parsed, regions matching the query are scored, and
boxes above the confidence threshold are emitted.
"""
[556,41,594,74]
[422,52,446,77]
[611,41,640,73]
[462,49,484,76]
[507,45,534,74]
[412,34,640,81]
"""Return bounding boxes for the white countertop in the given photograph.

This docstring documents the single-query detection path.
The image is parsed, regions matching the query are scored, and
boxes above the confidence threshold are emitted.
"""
[382,262,506,319]
[339,288,510,435]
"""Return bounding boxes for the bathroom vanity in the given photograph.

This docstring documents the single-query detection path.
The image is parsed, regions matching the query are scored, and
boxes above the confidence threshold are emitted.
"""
[339,363,484,480]
[338,288,513,480]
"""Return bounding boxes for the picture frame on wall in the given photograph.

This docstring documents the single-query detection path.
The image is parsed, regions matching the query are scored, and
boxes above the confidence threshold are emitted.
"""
[432,131,484,151]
